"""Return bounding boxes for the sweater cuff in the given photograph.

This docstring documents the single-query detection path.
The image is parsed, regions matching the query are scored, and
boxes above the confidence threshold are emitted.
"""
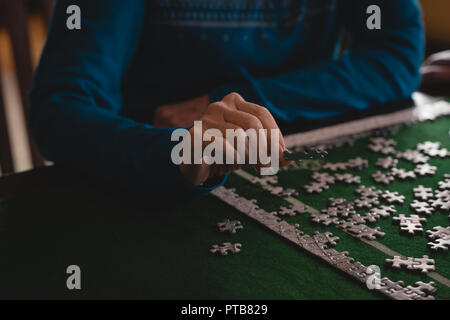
[141,127,228,201]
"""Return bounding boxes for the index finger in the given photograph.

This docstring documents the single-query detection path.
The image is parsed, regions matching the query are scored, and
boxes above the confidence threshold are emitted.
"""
[222,93,289,167]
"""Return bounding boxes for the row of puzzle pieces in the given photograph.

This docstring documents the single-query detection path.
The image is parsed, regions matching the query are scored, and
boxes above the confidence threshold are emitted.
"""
[211,187,437,300]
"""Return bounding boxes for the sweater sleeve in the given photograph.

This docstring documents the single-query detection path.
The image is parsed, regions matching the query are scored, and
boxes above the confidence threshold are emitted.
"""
[29,0,225,200]
[211,0,425,121]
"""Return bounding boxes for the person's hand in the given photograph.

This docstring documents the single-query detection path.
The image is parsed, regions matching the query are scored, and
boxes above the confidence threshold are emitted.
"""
[178,93,289,186]
[153,94,210,128]
[421,50,450,87]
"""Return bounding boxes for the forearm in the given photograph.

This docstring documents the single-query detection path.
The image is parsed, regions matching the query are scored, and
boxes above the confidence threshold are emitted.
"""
[212,0,424,121]
[30,0,223,199]
[30,93,211,199]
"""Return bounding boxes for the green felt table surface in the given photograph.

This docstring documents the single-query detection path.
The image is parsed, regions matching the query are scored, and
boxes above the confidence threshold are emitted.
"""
[0,114,449,300]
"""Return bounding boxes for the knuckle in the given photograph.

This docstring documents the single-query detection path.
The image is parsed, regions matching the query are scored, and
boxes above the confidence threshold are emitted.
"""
[207,101,227,113]
[223,92,243,102]
[246,116,263,130]
[254,106,270,119]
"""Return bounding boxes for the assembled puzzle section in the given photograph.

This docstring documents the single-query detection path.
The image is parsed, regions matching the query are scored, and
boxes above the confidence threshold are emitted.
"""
[212,187,437,300]
[212,99,450,300]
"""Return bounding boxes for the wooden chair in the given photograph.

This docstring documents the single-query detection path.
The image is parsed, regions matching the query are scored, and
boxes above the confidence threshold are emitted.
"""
[41,0,54,26]
[0,0,46,175]
[0,74,14,175]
